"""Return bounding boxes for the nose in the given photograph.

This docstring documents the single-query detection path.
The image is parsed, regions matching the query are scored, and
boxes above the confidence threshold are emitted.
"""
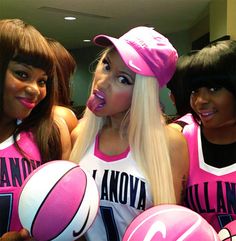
[96,73,111,90]
[193,88,210,105]
[25,81,40,97]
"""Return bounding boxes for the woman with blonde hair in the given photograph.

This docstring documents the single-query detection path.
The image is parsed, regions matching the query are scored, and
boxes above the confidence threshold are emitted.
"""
[70,26,189,241]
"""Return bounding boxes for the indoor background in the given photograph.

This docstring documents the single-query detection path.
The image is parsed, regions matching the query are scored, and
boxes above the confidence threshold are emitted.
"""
[0,0,235,116]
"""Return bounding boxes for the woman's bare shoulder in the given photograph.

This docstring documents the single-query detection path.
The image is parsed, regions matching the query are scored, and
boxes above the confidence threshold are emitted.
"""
[53,105,78,133]
[166,125,186,145]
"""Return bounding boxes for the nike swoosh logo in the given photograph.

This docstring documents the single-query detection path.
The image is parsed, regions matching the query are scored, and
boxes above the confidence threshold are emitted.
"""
[128,60,141,71]
[143,221,167,241]
[73,208,90,237]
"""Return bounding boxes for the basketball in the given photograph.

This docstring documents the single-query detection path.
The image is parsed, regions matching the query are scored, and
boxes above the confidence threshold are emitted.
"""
[122,204,220,241]
[218,220,236,241]
[18,160,99,241]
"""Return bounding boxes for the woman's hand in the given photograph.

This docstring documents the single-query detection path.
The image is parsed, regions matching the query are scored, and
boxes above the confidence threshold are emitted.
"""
[0,228,37,241]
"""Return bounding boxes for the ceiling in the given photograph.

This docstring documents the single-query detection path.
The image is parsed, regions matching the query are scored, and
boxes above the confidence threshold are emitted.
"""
[0,0,211,50]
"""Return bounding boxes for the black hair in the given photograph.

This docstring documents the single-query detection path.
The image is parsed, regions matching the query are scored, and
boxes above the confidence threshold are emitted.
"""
[185,40,236,97]
[184,40,236,122]
[167,50,198,116]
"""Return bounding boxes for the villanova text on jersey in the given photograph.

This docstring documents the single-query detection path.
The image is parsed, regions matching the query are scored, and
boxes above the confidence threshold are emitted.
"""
[92,169,146,210]
[185,181,236,214]
[0,157,41,187]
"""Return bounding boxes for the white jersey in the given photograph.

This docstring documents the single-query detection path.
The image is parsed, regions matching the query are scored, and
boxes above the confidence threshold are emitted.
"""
[79,135,153,241]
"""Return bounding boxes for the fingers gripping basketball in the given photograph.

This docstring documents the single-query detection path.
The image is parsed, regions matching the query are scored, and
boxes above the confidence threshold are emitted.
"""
[218,220,236,241]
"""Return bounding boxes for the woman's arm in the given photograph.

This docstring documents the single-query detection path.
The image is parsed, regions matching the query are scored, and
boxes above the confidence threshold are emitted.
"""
[0,229,36,241]
[167,125,189,204]
[54,115,72,160]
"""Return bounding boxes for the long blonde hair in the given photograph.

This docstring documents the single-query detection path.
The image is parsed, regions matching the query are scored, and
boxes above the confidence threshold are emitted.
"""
[70,49,176,205]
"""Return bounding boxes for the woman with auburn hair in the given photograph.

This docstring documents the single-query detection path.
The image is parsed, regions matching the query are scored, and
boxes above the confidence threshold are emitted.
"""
[47,37,78,134]
[0,19,70,240]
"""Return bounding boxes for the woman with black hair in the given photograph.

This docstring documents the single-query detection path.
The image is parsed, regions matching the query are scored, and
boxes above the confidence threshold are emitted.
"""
[182,40,236,232]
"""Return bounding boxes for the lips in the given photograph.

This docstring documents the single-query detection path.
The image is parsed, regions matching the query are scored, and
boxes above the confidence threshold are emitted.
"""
[198,109,217,121]
[17,97,36,109]
[87,90,106,112]
[200,112,213,117]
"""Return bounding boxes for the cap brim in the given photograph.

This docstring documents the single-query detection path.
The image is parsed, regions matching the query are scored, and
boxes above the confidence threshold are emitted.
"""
[93,35,154,76]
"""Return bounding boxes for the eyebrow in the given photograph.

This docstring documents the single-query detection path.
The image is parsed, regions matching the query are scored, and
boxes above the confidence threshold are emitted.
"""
[10,61,32,70]
[10,61,48,76]
[104,55,111,64]
[120,70,135,80]
[105,52,135,83]
[120,65,136,80]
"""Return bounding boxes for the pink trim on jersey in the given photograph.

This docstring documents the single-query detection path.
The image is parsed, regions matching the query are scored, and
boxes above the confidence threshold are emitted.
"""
[176,113,195,125]
[183,123,236,232]
[94,135,130,162]
[0,131,42,233]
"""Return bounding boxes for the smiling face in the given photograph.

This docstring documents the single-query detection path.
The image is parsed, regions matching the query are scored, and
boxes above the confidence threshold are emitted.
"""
[3,61,48,122]
[190,85,236,129]
[87,49,135,120]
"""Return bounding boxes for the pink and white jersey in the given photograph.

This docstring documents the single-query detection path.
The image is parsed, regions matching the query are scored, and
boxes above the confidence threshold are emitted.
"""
[0,132,42,235]
[79,135,153,241]
[183,123,236,232]
[176,113,195,125]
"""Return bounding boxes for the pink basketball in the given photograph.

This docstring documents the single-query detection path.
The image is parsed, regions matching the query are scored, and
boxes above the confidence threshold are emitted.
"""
[18,160,99,241]
[123,204,220,241]
[218,220,236,241]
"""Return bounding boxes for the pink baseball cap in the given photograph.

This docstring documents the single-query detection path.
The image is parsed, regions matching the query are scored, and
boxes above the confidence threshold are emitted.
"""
[93,26,178,87]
